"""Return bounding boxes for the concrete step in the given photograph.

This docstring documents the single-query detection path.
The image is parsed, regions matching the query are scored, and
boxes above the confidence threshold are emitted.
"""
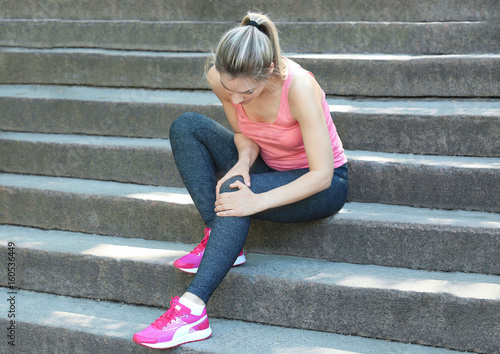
[1,85,499,157]
[1,19,498,54]
[1,175,498,274]
[1,133,499,212]
[0,132,183,188]
[1,48,499,97]
[0,228,498,352]
[0,289,469,354]
[1,0,496,22]
[346,150,500,212]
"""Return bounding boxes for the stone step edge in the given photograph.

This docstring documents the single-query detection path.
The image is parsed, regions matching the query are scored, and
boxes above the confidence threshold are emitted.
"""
[0,288,466,353]
[3,133,500,212]
[1,84,499,116]
[2,223,499,291]
[0,173,497,230]
[2,132,499,170]
[1,48,498,97]
[4,46,498,60]
[2,172,499,274]
[1,227,498,352]
[1,19,491,24]
[2,85,499,158]
[0,0,495,22]
[2,19,495,55]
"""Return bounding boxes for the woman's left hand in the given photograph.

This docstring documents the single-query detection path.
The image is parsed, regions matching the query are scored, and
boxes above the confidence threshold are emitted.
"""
[214,180,264,217]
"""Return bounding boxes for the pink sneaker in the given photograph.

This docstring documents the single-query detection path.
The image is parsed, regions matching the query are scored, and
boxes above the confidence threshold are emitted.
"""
[133,296,212,349]
[174,227,246,273]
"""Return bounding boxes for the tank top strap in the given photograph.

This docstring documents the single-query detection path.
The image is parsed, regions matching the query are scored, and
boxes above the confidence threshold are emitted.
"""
[281,58,301,96]
[277,58,301,124]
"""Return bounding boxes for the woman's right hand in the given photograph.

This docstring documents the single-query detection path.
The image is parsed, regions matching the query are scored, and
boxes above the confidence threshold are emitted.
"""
[216,161,251,198]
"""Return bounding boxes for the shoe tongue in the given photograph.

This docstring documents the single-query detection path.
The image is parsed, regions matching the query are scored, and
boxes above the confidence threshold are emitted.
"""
[175,303,191,314]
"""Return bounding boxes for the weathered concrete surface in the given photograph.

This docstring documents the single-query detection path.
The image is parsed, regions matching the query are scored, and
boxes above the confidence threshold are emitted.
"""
[0,234,498,353]
[0,176,204,244]
[1,179,499,274]
[347,150,500,212]
[1,48,499,97]
[331,98,500,157]
[1,85,499,157]
[0,48,209,90]
[288,53,500,98]
[0,0,496,22]
[0,133,184,187]
[0,85,229,139]
[1,20,498,54]
[1,1,498,352]
[1,135,498,211]
[0,288,467,354]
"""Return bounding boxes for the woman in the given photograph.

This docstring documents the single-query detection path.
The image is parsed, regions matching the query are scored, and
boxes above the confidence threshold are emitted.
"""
[133,11,348,349]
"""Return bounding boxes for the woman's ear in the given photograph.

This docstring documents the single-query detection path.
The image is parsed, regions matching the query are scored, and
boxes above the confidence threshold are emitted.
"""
[268,62,275,74]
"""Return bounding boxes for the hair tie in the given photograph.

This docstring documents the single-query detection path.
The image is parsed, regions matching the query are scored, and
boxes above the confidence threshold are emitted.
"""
[247,21,260,30]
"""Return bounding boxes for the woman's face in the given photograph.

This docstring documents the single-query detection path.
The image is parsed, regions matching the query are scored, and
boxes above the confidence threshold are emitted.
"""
[219,74,266,105]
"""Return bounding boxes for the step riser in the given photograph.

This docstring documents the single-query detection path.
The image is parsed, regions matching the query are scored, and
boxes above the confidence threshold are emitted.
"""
[1,50,499,97]
[2,94,499,157]
[2,140,498,212]
[1,21,497,54]
[0,96,229,138]
[335,112,500,158]
[0,95,229,141]
[0,186,204,243]
[0,287,480,354]
[1,186,498,274]
[1,0,496,22]
[291,55,500,98]
[2,247,498,353]
[0,139,185,188]
[1,321,138,354]
[348,160,500,213]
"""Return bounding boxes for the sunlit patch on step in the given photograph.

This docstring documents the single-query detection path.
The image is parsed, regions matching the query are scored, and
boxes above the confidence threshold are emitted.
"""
[336,276,500,300]
[41,311,144,337]
[126,192,193,204]
[80,244,185,261]
[280,348,359,354]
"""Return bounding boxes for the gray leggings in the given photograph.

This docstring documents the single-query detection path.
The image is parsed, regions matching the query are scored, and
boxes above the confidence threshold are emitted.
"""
[170,112,348,303]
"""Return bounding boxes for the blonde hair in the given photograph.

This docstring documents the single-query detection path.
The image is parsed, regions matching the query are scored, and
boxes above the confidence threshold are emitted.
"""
[210,12,285,82]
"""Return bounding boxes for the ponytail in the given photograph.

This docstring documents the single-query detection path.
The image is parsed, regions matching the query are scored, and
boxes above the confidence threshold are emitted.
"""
[210,12,285,81]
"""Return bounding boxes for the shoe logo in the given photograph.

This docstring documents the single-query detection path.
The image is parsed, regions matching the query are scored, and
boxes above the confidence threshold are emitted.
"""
[171,315,208,340]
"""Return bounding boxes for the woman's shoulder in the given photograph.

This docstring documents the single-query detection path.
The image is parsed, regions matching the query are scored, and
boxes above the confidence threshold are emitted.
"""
[288,66,321,103]
[286,62,324,121]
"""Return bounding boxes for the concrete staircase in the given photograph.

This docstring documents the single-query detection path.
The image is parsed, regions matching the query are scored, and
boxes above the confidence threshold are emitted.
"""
[1,1,499,353]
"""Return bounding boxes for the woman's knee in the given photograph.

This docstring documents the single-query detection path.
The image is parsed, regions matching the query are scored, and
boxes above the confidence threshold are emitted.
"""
[219,176,244,194]
[170,112,200,138]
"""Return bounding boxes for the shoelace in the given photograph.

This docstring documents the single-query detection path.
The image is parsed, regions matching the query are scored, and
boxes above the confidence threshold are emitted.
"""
[190,227,211,255]
[151,296,182,329]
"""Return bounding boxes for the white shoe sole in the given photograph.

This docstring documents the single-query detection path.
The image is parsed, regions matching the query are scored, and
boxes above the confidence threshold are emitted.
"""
[177,253,246,274]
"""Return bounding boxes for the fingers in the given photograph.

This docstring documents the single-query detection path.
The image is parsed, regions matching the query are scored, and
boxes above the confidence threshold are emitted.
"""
[214,193,233,215]
[217,173,250,197]
[228,180,247,190]
[214,186,243,214]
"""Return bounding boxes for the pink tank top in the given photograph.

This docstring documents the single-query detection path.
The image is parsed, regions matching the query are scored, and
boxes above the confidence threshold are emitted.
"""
[235,58,347,171]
